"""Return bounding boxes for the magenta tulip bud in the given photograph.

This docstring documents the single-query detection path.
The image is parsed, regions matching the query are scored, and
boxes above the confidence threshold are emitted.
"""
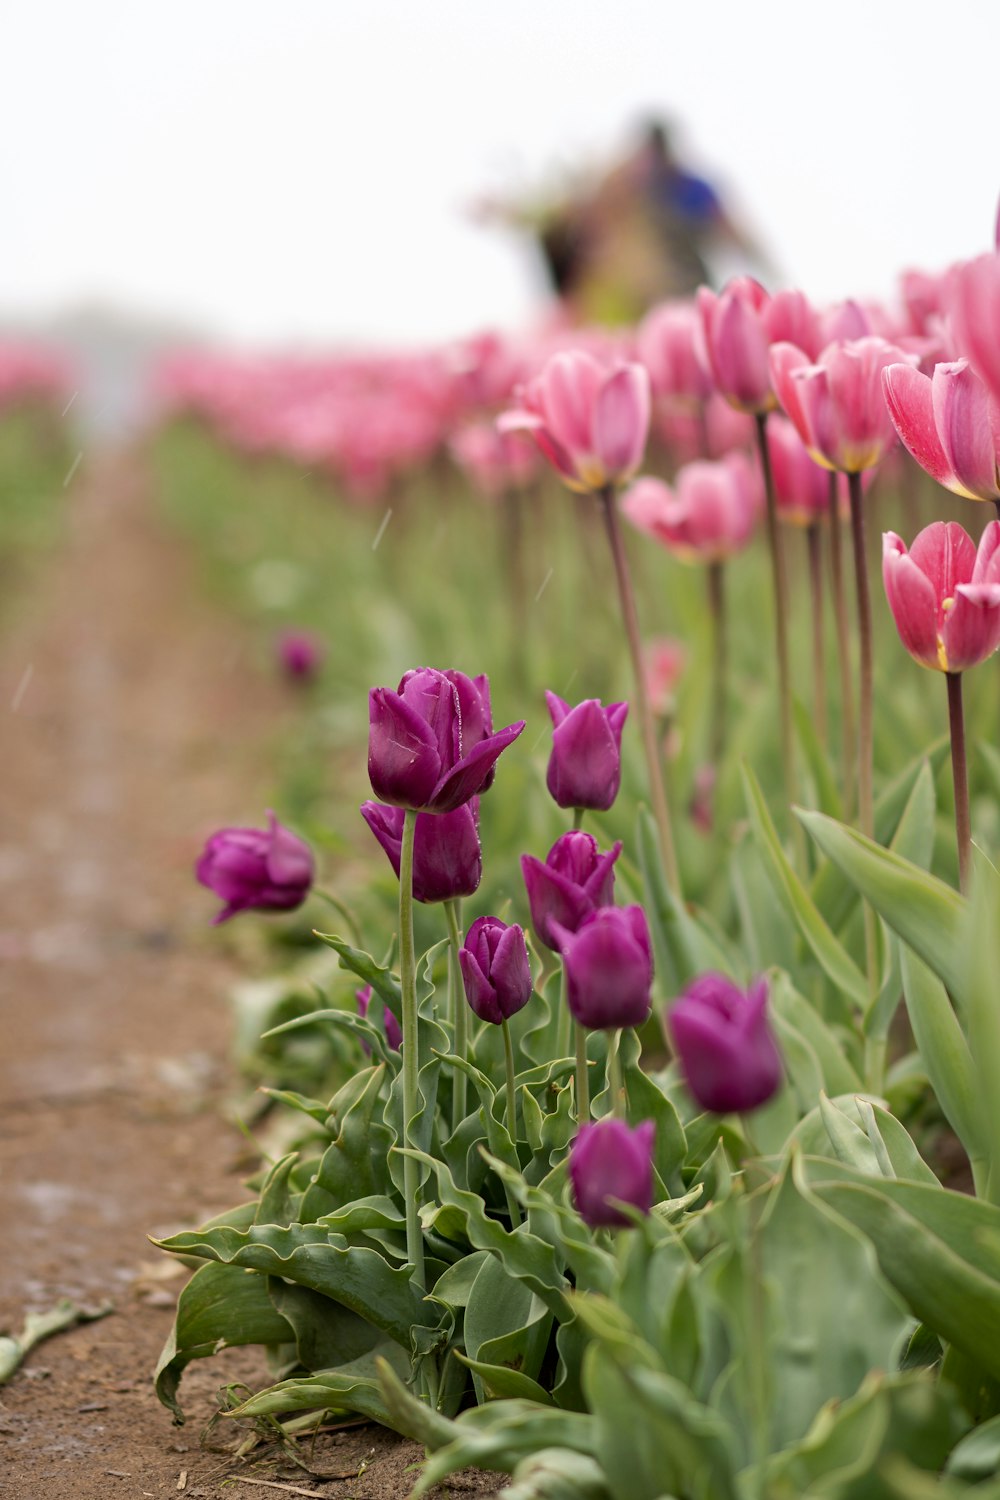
[623,452,760,563]
[498,351,650,493]
[569,1118,655,1228]
[356,984,402,1052]
[360,799,482,903]
[770,336,917,474]
[669,973,782,1114]
[544,691,628,812]
[195,810,313,924]
[277,629,323,681]
[368,667,524,813]
[883,520,1000,673]
[882,359,1000,504]
[550,905,653,1030]
[521,831,621,952]
[459,916,533,1025]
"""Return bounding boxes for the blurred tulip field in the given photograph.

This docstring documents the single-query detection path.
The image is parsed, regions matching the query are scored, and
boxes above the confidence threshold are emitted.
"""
[11,209,1000,1499]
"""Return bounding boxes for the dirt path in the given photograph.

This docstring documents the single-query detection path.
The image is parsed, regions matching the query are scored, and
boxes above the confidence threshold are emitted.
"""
[0,449,498,1499]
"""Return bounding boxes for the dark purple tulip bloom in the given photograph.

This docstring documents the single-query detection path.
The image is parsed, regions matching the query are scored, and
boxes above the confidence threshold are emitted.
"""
[569,1118,656,1228]
[459,916,533,1026]
[550,905,653,1030]
[356,984,402,1052]
[368,667,525,813]
[669,973,783,1114]
[545,691,628,811]
[195,810,313,924]
[360,799,482,904]
[520,831,622,952]
[278,629,324,682]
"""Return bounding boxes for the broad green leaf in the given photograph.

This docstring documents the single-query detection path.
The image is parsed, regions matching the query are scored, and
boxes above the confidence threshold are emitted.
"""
[964,870,1000,1206]
[299,1063,393,1219]
[502,1448,609,1500]
[819,1093,882,1175]
[743,765,868,1008]
[770,973,862,1096]
[154,1260,293,1420]
[453,1351,554,1405]
[314,931,401,1010]
[463,1252,553,1404]
[798,808,966,1000]
[411,1401,597,1494]
[900,946,984,1171]
[224,1340,410,1428]
[856,1100,939,1187]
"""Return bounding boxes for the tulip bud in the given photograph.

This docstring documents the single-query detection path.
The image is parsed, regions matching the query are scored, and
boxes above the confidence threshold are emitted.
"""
[360,799,482,903]
[544,691,628,812]
[277,629,324,682]
[521,831,621,952]
[569,1118,655,1228]
[368,667,524,814]
[550,905,653,1030]
[459,916,533,1025]
[195,810,313,924]
[668,973,782,1114]
[356,984,402,1052]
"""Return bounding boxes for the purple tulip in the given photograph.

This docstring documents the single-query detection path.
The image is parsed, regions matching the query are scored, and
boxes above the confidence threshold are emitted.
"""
[668,973,783,1114]
[195,810,313,924]
[459,916,534,1026]
[368,667,525,813]
[569,1118,656,1228]
[545,691,629,812]
[360,799,482,903]
[356,984,402,1052]
[278,629,324,681]
[520,831,621,952]
[550,905,653,1030]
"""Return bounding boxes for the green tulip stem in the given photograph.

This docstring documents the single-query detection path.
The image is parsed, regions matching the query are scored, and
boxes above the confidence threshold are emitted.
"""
[575,1022,591,1124]
[847,470,879,1043]
[572,806,585,831]
[557,960,572,1060]
[806,522,828,748]
[754,413,799,855]
[598,484,681,893]
[398,810,425,1293]
[828,471,856,815]
[946,672,971,895]
[444,899,467,1131]
[498,1018,523,1228]
[707,559,728,767]
[607,1028,625,1119]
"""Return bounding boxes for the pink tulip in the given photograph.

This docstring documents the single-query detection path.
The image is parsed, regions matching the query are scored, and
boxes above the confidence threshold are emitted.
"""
[882,520,1000,672]
[623,452,760,563]
[643,638,686,717]
[882,359,1000,503]
[697,277,777,414]
[636,300,713,406]
[450,421,538,498]
[498,351,650,493]
[770,336,916,473]
[767,415,830,525]
[655,392,754,464]
[950,254,1000,405]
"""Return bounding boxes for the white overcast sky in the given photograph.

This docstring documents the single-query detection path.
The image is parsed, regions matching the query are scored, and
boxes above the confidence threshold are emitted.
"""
[3,0,997,348]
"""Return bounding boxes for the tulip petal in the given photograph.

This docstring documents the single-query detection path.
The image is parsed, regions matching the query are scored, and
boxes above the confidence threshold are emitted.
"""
[367,687,442,809]
[265,810,315,887]
[542,351,606,457]
[544,690,572,728]
[942,583,1000,671]
[883,363,953,488]
[593,365,650,480]
[430,720,525,812]
[882,532,942,670]
[932,360,1000,501]
[908,520,977,605]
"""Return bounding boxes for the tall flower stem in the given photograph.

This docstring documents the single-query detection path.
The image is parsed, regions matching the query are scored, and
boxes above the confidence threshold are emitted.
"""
[806,523,828,748]
[444,899,467,1132]
[754,414,799,842]
[828,472,855,814]
[500,1018,523,1228]
[598,485,680,891]
[707,560,727,766]
[557,960,572,1059]
[606,1029,624,1119]
[575,1022,591,1123]
[504,486,528,695]
[398,810,425,1292]
[946,672,971,894]
[572,806,586,831]
[847,470,880,1075]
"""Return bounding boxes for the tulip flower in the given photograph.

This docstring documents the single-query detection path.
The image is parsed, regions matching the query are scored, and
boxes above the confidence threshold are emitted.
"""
[669,973,782,1115]
[623,453,759,564]
[368,667,524,814]
[696,278,820,415]
[569,1117,655,1228]
[277,629,324,682]
[883,519,1000,892]
[636,300,713,408]
[882,359,1000,505]
[498,351,650,494]
[521,831,621,952]
[545,691,628,813]
[655,392,754,464]
[196,811,313,924]
[360,799,482,904]
[459,916,533,1026]
[356,984,402,1052]
[644,637,686,719]
[549,905,653,1031]
[949,253,1000,406]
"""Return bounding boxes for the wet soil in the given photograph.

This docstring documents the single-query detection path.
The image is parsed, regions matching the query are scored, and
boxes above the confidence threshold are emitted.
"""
[0,449,500,1498]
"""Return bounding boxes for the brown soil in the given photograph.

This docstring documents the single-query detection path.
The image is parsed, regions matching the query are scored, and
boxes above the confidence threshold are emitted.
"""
[0,450,501,1499]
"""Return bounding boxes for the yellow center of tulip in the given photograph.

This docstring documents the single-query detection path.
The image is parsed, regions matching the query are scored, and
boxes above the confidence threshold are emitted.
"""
[937,597,956,671]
